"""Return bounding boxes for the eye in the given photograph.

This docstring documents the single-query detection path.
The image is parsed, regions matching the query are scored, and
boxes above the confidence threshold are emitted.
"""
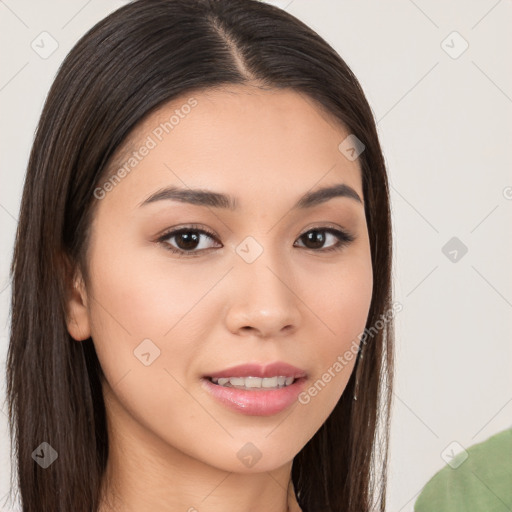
[157,224,355,257]
[157,224,221,257]
[294,227,355,252]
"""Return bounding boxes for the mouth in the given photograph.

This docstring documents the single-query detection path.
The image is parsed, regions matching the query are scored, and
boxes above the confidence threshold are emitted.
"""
[200,362,308,416]
[206,375,303,390]
[205,361,307,381]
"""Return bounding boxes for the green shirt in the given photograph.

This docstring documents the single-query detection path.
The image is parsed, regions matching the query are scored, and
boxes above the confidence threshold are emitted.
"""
[414,427,512,512]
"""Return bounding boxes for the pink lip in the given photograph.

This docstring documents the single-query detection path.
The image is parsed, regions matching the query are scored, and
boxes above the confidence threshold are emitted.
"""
[201,376,307,416]
[205,362,307,379]
[201,362,308,416]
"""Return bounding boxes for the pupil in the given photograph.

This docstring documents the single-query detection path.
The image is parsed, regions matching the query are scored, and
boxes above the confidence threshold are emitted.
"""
[304,230,324,249]
[177,231,199,250]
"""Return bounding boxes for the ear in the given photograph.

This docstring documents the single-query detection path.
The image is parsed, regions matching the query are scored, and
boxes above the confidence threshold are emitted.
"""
[65,264,91,342]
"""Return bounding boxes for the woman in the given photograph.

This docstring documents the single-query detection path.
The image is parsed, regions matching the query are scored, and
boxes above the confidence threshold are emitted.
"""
[6,1,395,510]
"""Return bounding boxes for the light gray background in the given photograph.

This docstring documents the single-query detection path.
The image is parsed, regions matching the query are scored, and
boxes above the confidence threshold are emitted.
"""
[1,1,511,510]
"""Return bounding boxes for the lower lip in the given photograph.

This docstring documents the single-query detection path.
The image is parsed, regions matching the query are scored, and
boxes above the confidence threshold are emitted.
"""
[201,377,307,416]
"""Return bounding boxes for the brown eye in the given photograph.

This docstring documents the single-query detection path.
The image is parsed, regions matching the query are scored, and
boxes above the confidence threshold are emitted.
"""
[158,226,221,256]
[157,225,355,258]
[295,228,355,252]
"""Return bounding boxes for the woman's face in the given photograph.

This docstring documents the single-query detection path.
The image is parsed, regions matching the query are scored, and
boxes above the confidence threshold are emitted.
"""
[68,85,372,475]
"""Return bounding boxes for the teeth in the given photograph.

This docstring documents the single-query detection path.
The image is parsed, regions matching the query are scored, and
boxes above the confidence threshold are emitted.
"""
[210,376,296,389]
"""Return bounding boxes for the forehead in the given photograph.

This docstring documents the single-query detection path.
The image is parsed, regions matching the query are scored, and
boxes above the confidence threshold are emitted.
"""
[99,85,363,215]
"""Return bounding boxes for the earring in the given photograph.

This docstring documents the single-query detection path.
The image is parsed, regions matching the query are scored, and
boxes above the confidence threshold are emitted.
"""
[353,343,365,401]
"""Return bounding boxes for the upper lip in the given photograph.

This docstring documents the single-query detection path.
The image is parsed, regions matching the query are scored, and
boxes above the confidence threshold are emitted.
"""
[206,362,307,379]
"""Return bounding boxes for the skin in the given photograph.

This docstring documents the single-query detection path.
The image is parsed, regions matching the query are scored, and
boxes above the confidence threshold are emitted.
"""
[66,84,373,512]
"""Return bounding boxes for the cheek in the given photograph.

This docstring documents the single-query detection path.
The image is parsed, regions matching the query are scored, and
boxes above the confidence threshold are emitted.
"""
[331,265,373,348]
[86,235,229,390]
[87,250,227,443]
[303,247,373,349]
[295,248,373,414]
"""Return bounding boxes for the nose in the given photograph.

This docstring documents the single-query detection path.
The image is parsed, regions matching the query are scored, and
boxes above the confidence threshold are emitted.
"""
[224,248,302,339]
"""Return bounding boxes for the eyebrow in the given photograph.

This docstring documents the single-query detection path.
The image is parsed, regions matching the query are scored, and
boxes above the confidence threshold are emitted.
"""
[138,183,363,210]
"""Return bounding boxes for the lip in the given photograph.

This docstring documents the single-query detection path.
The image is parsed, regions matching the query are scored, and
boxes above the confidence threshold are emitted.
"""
[205,362,307,379]
[201,375,307,416]
[201,362,308,416]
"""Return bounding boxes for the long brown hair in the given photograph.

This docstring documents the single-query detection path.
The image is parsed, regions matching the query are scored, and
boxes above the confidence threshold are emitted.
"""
[6,1,394,510]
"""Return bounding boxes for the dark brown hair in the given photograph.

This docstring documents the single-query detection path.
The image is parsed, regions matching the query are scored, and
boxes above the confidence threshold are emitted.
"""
[6,1,394,510]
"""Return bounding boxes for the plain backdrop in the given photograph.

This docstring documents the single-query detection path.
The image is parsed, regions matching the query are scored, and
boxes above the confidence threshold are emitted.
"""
[1,1,511,510]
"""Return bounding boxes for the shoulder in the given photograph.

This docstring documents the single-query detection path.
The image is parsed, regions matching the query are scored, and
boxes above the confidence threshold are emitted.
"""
[414,427,512,512]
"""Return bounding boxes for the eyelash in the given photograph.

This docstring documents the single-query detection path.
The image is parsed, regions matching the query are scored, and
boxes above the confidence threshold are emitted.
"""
[156,223,355,257]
